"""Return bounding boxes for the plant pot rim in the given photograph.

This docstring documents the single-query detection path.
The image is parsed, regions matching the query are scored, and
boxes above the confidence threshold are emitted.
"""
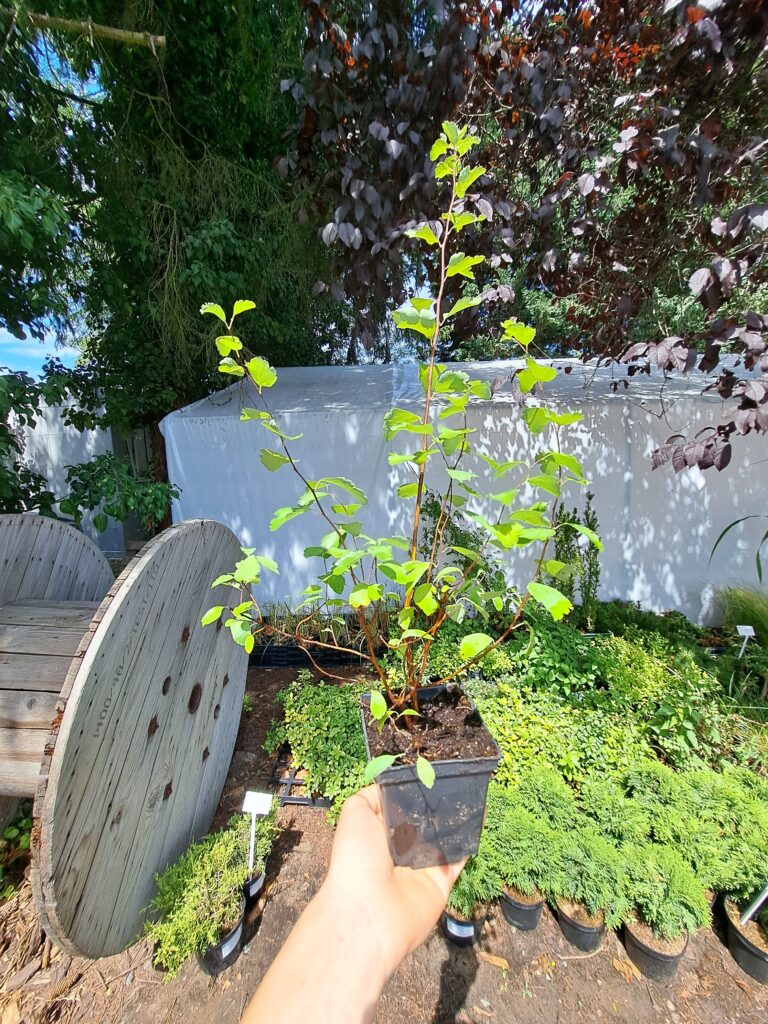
[624,918,689,960]
[360,684,501,772]
[555,898,605,931]
[503,886,544,908]
[725,899,768,960]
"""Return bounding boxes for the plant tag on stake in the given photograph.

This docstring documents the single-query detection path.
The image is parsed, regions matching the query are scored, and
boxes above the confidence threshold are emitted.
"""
[243,791,272,877]
[736,624,755,659]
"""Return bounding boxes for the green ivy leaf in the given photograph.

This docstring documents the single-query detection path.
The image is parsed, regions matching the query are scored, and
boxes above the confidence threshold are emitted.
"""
[416,756,436,789]
[218,357,245,377]
[215,335,242,356]
[518,358,557,394]
[502,319,536,347]
[232,299,256,317]
[527,581,573,621]
[246,357,277,390]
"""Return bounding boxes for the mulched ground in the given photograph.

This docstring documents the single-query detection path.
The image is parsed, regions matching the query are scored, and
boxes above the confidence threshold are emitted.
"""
[1,666,767,1024]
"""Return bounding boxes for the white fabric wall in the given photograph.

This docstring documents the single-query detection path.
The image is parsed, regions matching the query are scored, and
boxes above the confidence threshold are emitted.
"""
[160,362,768,624]
[20,403,127,556]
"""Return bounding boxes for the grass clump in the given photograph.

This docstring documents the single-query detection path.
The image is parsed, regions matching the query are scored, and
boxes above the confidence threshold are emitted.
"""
[720,586,768,645]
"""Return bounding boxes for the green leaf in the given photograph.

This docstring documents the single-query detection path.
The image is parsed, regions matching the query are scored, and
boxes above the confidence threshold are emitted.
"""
[93,512,108,533]
[369,691,388,721]
[502,319,536,347]
[527,581,573,621]
[234,554,262,583]
[246,357,277,390]
[416,756,436,789]
[200,302,226,322]
[429,137,448,160]
[544,559,567,578]
[317,477,367,504]
[216,335,242,356]
[549,411,583,427]
[363,754,398,785]
[528,474,561,497]
[518,358,557,394]
[260,448,290,471]
[414,583,439,616]
[270,505,304,531]
[211,573,234,588]
[459,632,494,662]
[455,165,487,199]
[445,294,483,319]
[522,407,551,434]
[350,584,372,609]
[442,121,459,143]
[397,482,419,499]
[233,299,256,317]
[446,252,485,280]
[393,300,436,339]
[565,522,603,551]
[218,357,244,377]
[450,211,485,232]
[240,407,269,422]
[405,224,440,246]
[201,606,224,626]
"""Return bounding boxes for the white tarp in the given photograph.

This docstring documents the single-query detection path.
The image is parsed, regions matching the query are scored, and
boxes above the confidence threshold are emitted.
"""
[160,359,768,623]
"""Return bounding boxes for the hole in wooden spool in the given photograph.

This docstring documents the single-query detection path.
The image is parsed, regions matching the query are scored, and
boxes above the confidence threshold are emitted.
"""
[213,704,220,719]
[148,716,159,738]
[202,747,210,761]
[163,782,173,800]
[216,619,223,633]
[223,673,229,687]
[162,676,171,695]
[188,684,202,713]
[181,625,190,643]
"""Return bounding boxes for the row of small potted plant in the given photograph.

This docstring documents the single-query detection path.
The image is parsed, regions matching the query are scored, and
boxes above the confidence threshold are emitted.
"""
[145,808,278,978]
[441,774,768,985]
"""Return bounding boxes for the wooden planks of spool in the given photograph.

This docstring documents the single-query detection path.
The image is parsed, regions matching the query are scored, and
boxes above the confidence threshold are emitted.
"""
[0,515,248,958]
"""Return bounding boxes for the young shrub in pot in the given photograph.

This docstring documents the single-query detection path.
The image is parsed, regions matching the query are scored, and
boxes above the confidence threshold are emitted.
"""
[623,843,710,984]
[482,784,548,930]
[443,852,500,947]
[201,123,600,869]
[145,811,278,978]
[723,898,768,985]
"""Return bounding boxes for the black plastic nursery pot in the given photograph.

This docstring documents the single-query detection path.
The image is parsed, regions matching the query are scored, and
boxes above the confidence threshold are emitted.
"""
[725,899,768,985]
[360,686,500,869]
[441,909,485,947]
[623,920,688,985]
[197,896,246,976]
[243,871,266,906]
[501,888,545,931]
[555,899,605,952]
[249,644,366,669]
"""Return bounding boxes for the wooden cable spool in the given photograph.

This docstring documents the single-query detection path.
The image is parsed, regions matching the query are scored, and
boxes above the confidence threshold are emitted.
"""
[0,515,248,958]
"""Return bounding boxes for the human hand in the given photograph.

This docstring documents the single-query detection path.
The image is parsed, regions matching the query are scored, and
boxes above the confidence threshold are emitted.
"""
[320,785,466,978]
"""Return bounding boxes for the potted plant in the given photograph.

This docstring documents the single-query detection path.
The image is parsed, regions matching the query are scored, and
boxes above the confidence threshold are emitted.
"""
[622,843,710,984]
[482,785,547,931]
[723,888,768,985]
[145,812,278,978]
[545,826,626,953]
[201,122,600,868]
[442,853,498,948]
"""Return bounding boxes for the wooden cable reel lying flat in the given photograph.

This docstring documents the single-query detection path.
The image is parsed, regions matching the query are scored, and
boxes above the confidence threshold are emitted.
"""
[0,515,248,958]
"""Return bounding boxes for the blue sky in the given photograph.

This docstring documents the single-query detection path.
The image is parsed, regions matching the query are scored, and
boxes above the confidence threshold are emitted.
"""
[0,328,79,377]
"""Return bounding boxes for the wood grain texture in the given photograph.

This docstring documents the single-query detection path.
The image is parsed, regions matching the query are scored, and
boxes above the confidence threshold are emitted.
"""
[0,654,73,692]
[0,691,59,730]
[0,516,113,606]
[32,520,248,959]
[0,621,92,656]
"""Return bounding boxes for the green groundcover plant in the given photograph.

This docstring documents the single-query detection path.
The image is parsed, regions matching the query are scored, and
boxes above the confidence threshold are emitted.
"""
[201,122,601,786]
[145,809,278,978]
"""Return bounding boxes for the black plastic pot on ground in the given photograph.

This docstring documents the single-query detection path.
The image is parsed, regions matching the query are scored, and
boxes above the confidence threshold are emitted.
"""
[623,920,688,984]
[501,888,544,931]
[249,644,366,669]
[244,871,266,907]
[441,909,485,947]
[724,899,768,985]
[555,899,605,952]
[197,896,246,976]
[360,686,500,868]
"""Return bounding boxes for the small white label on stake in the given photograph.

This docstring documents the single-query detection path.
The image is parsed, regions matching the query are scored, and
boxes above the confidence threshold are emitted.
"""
[243,791,272,816]
[737,625,755,638]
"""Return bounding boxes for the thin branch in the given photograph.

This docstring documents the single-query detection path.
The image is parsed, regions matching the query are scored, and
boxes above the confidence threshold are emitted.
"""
[2,8,166,48]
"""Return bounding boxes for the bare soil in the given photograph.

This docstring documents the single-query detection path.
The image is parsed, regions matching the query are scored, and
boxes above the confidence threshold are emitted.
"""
[365,687,498,762]
[627,920,688,957]
[2,666,768,1024]
[725,899,768,956]
[504,887,543,907]
[557,899,605,929]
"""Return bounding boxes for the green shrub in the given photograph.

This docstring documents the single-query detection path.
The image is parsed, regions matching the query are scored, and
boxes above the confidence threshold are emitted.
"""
[544,825,629,928]
[578,776,651,846]
[480,784,553,898]
[447,851,501,919]
[513,764,578,830]
[624,843,710,939]
[719,587,768,645]
[146,810,278,978]
[265,673,367,816]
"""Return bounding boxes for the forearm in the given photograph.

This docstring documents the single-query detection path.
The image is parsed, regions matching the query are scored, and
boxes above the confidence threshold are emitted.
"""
[242,882,396,1024]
